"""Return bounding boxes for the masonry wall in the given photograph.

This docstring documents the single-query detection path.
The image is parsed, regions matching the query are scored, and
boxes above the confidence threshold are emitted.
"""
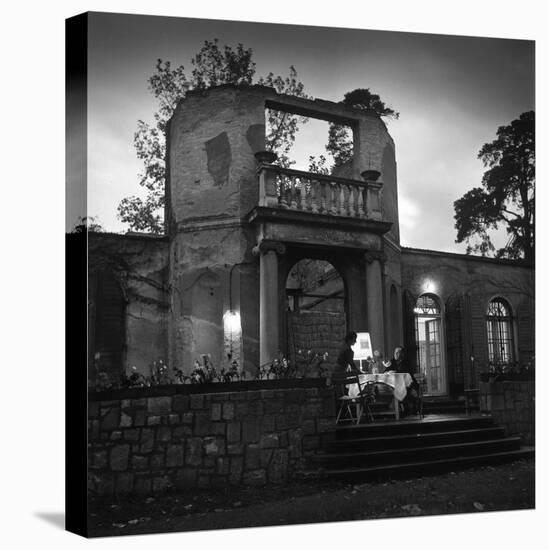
[401,248,534,391]
[479,379,535,445]
[88,382,335,496]
[88,233,170,383]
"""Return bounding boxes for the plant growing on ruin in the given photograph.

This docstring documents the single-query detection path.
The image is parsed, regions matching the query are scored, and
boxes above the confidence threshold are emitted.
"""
[325,88,399,168]
[118,39,310,233]
[454,111,535,261]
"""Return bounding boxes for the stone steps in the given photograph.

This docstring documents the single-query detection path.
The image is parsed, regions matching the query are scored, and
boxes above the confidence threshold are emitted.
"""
[302,415,533,480]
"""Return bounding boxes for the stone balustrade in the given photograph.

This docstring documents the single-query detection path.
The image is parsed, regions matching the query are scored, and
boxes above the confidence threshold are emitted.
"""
[258,164,382,219]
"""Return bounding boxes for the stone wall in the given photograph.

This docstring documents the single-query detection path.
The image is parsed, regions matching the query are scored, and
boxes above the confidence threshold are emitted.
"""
[479,379,535,445]
[88,382,335,496]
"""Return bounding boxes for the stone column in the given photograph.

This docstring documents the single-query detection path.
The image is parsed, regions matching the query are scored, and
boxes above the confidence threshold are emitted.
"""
[365,251,387,356]
[253,241,286,367]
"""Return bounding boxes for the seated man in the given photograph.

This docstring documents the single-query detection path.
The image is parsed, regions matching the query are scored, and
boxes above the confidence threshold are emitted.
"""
[383,346,419,416]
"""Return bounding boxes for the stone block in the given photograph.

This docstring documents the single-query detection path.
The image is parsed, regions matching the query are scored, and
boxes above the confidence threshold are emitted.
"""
[157,426,172,442]
[243,469,266,486]
[302,435,320,451]
[260,390,275,399]
[302,419,316,435]
[216,457,230,475]
[110,431,122,441]
[248,400,264,416]
[147,396,172,415]
[198,475,211,489]
[275,415,288,431]
[194,413,212,436]
[134,476,152,495]
[246,391,262,401]
[212,422,227,436]
[91,450,107,469]
[236,401,249,416]
[261,415,276,432]
[190,394,204,409]
[278,431,288,447]
[222,402,235,420]
[204,437,225,456]
[265,399,284,414]
[147,415,161,426]
[173,426,192,440]
[172,394,189,412]
[284,404,301,428]
[152,476,172,493]
[131,398,147,408]
[168,414,180,425]
[175,469,197,489]
[186,438,203,466]
[101,407,120,431]
[90,420,100,440]
[284,389,305,404]
[260,449,273,468]
[110,444,130,471]
[268,449,289,483]
[181,412,194,424]
[96,473,114,496]
[316,418,335,433]
[242,417,260,443]
[123,429,139,441]
[88,402,99,418]
[211,403,222,421]
[259,434,279,449]
[132,455,149,471]
[166,444,184,467]
[150,454,165,469]
[245,444,261,469]
[227,443,244,455]
[141,428,155,453]
[115,473,134,494]
[134,410,146,427]
[227,422,241,443]
[230,456,243,476]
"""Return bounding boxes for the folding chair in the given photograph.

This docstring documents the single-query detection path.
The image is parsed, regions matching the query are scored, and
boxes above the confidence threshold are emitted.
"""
[333,374,375,425]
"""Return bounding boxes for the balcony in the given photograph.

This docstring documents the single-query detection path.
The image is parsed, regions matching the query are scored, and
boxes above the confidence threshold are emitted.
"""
[256,160,384,222]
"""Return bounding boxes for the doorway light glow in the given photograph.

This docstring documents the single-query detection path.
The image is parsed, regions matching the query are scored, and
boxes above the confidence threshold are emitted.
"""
[422,279,436,294]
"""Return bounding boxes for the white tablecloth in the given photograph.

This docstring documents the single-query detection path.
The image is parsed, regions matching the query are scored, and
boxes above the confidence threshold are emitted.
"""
[348,372,412,402]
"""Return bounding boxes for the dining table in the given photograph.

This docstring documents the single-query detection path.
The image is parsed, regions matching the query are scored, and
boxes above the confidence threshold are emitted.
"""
[347,371,413,420]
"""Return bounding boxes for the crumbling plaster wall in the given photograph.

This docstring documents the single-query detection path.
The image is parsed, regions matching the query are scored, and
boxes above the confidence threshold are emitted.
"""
[88,233,170,379]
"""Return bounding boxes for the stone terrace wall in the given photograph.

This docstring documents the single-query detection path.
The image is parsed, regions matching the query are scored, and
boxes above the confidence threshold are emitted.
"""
[479,379,535,445]
[88,382,335,496]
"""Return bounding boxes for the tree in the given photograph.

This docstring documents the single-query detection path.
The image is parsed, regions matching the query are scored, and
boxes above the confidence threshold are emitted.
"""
[326,88,399,167]
[454,111,535,262]
[118,39,309,233]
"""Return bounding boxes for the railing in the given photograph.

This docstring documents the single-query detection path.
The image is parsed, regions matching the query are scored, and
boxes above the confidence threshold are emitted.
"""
[257,164,383,220]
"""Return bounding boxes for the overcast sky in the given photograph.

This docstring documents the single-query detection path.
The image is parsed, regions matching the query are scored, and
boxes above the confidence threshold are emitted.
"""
[82,12,534,253]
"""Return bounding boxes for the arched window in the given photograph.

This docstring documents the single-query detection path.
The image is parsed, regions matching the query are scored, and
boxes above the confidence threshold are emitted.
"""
[486,298,514,364]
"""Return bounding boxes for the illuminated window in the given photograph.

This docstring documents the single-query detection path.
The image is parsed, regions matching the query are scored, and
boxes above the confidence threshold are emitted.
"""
[486,298,514,364]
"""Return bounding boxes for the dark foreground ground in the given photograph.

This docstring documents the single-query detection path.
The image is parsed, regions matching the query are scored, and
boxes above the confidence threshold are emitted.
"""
[88,458,534,537]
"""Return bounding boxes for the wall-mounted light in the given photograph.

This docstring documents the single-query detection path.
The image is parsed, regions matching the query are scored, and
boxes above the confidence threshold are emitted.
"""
[224,310,241,333]
[422,279,436,294]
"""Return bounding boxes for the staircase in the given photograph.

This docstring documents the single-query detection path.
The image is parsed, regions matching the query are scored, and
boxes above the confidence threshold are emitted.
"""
[304,414,534,481]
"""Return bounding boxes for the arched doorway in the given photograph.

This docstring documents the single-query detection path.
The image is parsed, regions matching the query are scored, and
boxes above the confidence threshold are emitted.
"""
[285,259,346,372]
[414,293,446,395]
